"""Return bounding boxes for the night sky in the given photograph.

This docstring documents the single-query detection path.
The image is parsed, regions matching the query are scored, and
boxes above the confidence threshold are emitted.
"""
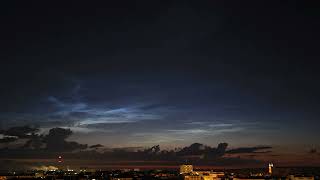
[0,1,320,169]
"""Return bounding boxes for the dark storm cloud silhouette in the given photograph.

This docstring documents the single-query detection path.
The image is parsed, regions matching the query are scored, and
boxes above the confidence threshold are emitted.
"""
[72,142,268,167]
[0,128,271,168]
[226,146,272,154]
[89,144,104,149]
[0,137,17,143]
[23,134,44,149]
[0,126,272,168]
[0,125,39,138]
[0,126,87,152]
[176,143,228,158]
[43,128,87,152]
[308,148,320,156]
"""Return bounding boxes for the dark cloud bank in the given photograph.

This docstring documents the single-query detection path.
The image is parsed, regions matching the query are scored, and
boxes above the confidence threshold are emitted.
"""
[0,126,271,169]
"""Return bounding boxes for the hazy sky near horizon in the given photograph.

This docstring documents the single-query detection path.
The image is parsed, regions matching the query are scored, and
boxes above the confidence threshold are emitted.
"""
[0,1,320,154]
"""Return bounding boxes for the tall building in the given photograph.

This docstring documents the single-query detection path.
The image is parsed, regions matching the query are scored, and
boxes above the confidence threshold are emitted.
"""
[180,165,193,174]
[268,163,273,174]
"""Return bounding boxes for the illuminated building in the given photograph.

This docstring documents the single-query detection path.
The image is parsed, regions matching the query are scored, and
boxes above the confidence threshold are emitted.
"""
[180,165,193,174]
[184,175,202,180]
[287,175,315,180]
[35,172,45,178]
[268,163,273,174]
[233,178,265,180]
[183,170,225,180]
[58,155,63,163]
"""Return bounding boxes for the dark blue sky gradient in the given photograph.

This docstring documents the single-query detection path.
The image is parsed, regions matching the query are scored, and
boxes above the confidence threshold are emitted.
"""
[0,1,320,153]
